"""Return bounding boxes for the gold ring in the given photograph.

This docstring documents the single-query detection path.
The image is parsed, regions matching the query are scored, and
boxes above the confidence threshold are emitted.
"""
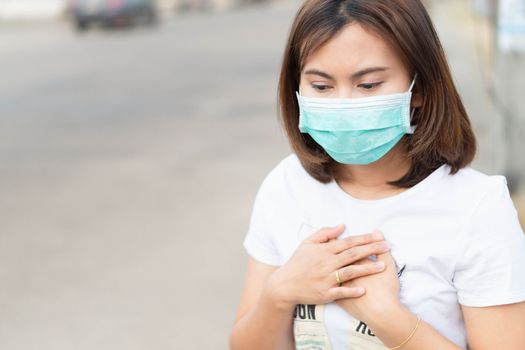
[335,269,342,284]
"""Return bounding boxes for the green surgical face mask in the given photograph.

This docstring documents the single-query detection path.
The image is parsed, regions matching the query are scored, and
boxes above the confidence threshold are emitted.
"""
[296,75,417,165]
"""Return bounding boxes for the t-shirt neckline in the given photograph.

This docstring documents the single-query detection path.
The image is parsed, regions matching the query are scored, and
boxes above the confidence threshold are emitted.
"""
[328,163,449,206]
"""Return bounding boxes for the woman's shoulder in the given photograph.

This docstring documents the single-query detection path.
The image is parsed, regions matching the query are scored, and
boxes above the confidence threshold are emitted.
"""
[437,165,517,227]
[259,153,318,189]
[254,153,323,206]
[443,165,509,203]
[452,167,525,308]
[268,152,308,176]
[449,165,506,184]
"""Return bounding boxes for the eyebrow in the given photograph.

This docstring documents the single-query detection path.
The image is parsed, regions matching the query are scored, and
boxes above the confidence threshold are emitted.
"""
[304,66,390,80]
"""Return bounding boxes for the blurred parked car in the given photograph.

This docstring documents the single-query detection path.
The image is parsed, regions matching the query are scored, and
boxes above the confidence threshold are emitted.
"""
[68,0,157,31]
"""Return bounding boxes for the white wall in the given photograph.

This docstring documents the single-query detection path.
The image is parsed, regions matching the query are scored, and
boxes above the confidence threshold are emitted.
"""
[0,0,66,21]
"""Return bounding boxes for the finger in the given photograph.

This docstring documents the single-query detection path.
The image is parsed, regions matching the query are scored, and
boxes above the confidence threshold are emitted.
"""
[304,224,345,243]
[376,251,397,268]
[327,231,384,254]
[325,286,365,302]
[335,241,390,267]
[336,261,385,284]
[349,257,375,266]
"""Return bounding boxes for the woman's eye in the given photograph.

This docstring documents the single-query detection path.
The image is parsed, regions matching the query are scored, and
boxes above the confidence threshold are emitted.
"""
[311,84,331,92]
[358,82,383,90]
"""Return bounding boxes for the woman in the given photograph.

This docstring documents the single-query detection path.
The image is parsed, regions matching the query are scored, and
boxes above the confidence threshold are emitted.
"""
[230,0,525,349]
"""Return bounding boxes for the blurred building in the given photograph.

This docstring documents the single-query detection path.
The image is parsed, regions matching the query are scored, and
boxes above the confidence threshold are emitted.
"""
[471,0,525,193]
[0,0,267,21]
[0,0,65,20]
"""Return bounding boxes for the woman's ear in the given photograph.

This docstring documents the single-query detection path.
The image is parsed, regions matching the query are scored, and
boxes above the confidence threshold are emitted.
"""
[411,93,423,108]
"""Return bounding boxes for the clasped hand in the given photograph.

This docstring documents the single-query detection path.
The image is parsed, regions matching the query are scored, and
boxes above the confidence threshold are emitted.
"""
[335,251,401,324]
[265,224,401,319]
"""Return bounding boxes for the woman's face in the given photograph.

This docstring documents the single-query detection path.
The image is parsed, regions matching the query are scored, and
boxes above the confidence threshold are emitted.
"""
[299,23,414,99]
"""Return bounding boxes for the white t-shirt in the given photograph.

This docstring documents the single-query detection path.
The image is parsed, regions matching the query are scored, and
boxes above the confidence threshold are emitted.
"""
[243,153,525,350]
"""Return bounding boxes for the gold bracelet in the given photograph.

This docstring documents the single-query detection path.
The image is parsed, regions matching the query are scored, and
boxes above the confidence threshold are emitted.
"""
[388,315,421,350]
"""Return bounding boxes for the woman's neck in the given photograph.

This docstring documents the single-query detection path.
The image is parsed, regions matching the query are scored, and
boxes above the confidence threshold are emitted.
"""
[335,142,412,200]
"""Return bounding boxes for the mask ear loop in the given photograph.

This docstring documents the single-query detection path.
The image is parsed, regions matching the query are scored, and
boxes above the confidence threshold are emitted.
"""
[408,73,418,134]
[408,73,418,92]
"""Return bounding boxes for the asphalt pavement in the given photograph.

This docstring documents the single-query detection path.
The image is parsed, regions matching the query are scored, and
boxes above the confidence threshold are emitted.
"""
[0,1,522,349]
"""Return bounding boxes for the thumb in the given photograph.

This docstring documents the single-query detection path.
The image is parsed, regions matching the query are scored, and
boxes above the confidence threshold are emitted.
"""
[305,224,345,244]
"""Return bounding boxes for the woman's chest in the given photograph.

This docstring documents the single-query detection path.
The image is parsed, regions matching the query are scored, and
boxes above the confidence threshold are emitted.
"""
[276,206,464,279]
[287,210,466,349]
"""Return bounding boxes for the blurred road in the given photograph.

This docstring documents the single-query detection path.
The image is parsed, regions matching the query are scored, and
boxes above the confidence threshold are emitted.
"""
[0,4,292,350]
[0,1,522,349]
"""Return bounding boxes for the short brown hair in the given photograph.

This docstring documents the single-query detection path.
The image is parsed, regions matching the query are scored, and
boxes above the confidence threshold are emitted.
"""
[277,0,476,188]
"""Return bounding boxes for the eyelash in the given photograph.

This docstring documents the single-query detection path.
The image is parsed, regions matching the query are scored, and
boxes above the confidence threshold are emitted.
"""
[311,84,331,91]
[311,82,383,92]
[359,82,383,90]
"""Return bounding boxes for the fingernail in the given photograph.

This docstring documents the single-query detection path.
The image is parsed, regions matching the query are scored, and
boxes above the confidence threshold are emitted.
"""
[355,287,365,294]
[381,241,390,250]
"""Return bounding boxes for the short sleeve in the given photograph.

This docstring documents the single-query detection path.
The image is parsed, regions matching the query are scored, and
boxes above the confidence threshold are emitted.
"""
[453,176,525,307]
[242,165,284,266]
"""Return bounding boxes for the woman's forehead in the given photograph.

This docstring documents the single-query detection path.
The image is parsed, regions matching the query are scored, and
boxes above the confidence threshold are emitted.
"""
[302,23,404,75]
